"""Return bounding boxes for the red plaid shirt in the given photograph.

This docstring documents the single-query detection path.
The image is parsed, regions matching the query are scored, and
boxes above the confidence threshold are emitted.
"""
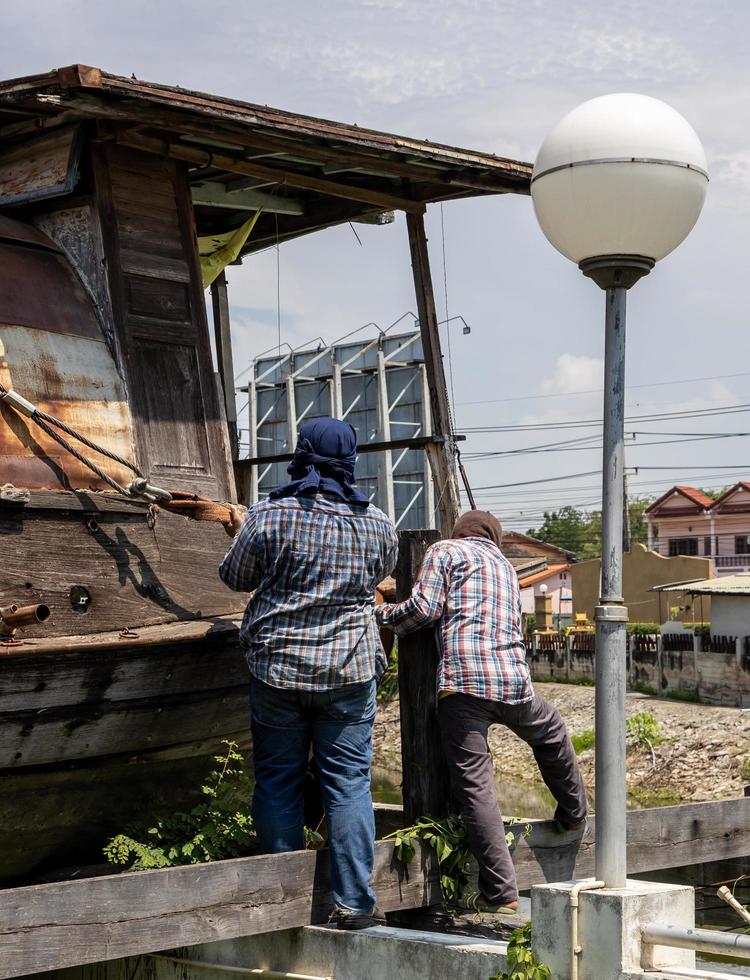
[375,536,533,704]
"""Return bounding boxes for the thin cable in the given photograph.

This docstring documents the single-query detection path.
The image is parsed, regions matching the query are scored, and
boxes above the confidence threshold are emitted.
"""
[464,430,750,461]
[439,202,457,421]
[275,212,281,358]
[462,402,750,434]
[457,370,750,407]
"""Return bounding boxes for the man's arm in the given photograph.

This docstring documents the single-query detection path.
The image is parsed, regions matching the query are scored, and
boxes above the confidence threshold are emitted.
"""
[375,544,449,636]
[219,507,263,592]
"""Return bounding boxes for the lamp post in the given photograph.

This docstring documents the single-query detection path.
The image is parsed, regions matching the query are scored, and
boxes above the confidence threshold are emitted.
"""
[531,94,708,887]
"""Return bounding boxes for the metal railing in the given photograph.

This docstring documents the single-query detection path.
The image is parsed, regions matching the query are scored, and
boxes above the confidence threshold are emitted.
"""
[642,923,750,963]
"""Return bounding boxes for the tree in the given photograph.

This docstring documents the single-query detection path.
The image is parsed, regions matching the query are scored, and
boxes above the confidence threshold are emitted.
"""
[528,498,653,559]
[527,506,601,559]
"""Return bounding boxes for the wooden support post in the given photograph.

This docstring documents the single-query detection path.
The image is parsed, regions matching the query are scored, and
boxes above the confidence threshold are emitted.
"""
[396,529,452,823]
[406,211,461,535]
[210,271,239,459]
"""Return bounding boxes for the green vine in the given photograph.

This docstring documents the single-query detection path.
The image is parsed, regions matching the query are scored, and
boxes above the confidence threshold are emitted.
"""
[490,923,551,980]
[104,740,256,870]
[377,646,400,704]
[387,814,530,907]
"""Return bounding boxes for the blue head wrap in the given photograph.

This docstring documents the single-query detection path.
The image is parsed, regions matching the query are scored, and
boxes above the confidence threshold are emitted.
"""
[269,417,369,507]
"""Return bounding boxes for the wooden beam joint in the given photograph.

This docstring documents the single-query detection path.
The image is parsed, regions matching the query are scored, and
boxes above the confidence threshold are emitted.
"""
[115,129,426,215]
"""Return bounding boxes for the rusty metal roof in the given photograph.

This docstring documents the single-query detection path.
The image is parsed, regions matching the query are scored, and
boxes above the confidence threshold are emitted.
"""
[652,575,750,596]
[0,65,531,254]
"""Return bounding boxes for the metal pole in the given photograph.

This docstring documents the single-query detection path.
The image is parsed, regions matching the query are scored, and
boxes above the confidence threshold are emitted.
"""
[595,284,628,887]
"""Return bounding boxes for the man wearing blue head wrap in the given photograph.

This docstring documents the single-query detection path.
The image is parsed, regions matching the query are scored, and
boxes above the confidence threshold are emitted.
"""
[220,417,398,929]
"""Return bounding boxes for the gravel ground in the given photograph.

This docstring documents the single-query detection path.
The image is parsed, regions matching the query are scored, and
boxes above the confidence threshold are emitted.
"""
[373,682,750,808]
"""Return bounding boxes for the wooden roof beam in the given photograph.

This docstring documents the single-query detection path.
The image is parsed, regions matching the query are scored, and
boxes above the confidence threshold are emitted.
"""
[191,180,305,216]
[116,129,426,214]
[23,90,528,194]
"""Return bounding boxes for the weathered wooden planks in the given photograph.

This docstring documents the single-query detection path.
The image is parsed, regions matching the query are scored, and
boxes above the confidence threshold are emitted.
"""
[0,500,246,638]
[1,797,749,978]
[92,141,234,501]
[0,841,439,978]
[0,736,250,883]
[0,124,82,206]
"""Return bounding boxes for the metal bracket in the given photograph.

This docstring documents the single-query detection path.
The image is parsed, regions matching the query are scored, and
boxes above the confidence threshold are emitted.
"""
[594,604,629,623]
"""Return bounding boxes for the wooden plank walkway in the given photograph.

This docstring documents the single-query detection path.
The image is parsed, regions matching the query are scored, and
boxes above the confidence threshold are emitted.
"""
[1,797,749,978]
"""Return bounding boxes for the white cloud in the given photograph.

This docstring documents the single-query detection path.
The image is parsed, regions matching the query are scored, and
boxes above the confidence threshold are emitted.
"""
[540,353,604,396]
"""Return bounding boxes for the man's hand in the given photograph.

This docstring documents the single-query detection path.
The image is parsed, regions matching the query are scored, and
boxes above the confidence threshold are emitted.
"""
[376,576,398,603]
[223,504,248,538]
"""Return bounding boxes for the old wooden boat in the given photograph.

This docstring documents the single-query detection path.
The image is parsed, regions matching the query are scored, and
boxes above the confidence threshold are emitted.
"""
[0,64,530,881]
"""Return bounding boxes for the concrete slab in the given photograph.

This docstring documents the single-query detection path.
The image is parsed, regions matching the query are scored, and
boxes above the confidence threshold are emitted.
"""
[532,878,695,979]
[146,924,510,980]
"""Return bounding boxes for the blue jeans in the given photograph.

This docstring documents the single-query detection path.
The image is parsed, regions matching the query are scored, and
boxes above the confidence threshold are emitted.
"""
[250,675,377,913]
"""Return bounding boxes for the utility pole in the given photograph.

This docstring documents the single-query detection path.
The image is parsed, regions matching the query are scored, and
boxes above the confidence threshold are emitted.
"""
[405,210,461,534]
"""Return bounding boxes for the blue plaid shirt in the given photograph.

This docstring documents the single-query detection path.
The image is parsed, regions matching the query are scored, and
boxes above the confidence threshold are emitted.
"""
[219,494,399,691]
[375,537,533,704]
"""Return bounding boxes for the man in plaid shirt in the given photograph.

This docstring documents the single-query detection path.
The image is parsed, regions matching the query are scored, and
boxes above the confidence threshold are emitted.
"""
[221,418,398,930]
[376,509,586,913]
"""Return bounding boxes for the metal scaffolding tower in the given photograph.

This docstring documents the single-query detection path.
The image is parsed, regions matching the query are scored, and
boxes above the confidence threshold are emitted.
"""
[237,316,438,530]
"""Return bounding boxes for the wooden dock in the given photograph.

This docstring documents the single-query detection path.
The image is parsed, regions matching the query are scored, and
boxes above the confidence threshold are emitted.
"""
[1,797,749,978]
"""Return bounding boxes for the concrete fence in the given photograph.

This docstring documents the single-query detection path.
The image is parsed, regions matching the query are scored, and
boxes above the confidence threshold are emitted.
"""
[528,632,750,707]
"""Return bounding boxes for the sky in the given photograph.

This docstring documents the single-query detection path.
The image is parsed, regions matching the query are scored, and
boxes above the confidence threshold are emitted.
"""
[4,1,749,530]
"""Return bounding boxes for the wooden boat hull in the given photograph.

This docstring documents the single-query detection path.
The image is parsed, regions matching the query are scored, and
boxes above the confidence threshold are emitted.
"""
[1,490,251,883]
[0,627,250,882]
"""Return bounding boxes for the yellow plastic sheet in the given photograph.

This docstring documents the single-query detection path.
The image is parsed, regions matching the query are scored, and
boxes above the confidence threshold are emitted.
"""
[198,210,262,288]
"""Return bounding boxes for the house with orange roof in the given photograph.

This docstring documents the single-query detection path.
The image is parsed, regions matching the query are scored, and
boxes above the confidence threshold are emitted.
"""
[644,481,750,575]
[518,562,573,628]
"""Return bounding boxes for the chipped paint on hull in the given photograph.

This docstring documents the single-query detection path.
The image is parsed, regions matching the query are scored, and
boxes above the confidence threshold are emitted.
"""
[0,325,135,490]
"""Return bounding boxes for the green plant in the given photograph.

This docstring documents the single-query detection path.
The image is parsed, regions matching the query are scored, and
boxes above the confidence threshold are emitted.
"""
[627,623,660,635]
[571,729,596,754]
[667,689,701,703]
[632,682,658,696]
[524,614,536,635]
[626,711,662,749]
[490,923,551,980]
[739,755,750,782]
[377,646,399,704]
[104,741,256,870]
[388,814,530,907]
[389,814,472,905]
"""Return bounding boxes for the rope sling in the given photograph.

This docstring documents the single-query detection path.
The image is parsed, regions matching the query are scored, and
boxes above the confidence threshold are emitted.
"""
[0,379,170,503]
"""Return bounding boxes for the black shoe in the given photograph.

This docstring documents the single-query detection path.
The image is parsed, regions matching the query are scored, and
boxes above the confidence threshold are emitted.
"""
[330,905,387,930]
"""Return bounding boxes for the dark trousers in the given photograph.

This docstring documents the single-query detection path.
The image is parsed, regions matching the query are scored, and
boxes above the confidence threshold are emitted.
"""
[438,692,588,905]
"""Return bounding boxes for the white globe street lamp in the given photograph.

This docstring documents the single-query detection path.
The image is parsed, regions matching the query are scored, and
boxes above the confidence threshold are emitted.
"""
[531,93,708,888]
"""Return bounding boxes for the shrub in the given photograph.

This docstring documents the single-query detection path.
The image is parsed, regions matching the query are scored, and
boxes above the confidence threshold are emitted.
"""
[627,711,662,748]
[632,682,658,696]
[667,689,701,704]
[490,923,551,980]
[572,729,596,754]
[739,755,750,782]
[104,741,256,870]
[627,623,660,636]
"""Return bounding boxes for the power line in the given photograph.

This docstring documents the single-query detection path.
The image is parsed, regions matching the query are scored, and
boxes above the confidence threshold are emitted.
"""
[464,430,750,461]
[461,403,750,435]
[457,371,750,407]
[475,465,750,493]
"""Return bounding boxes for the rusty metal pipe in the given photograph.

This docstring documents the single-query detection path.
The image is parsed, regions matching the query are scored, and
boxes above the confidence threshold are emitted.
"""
[1,604,51,629]
[0,604,19,619]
